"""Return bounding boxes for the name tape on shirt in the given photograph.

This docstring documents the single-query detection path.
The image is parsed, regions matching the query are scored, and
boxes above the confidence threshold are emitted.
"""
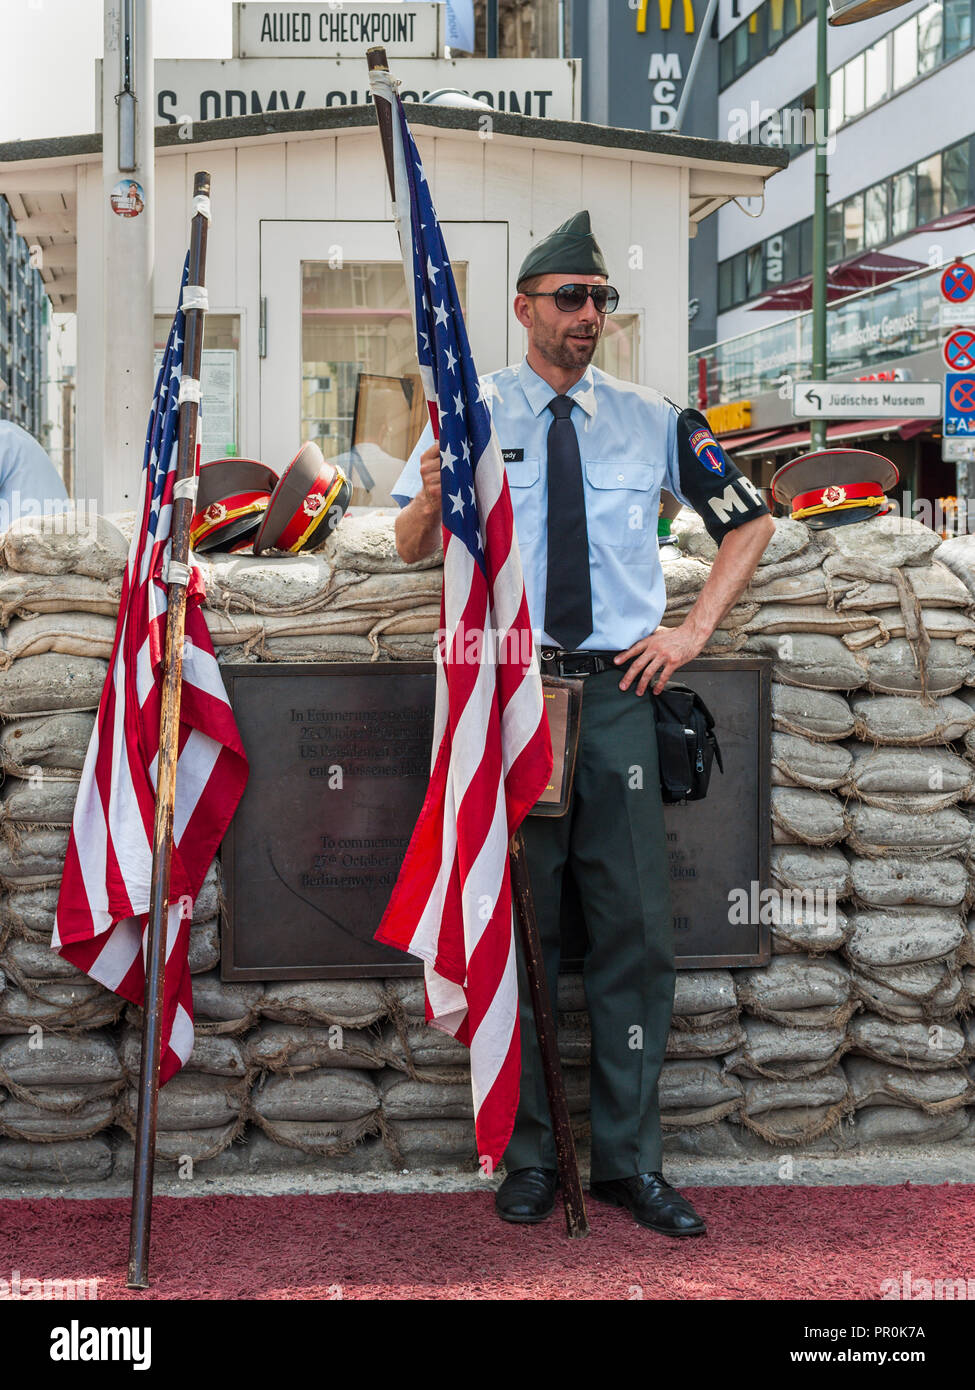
[502,448,525,462]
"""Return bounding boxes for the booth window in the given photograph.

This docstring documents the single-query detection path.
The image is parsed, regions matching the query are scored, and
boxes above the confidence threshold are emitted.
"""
[592,313,640,382]
[301,260,468,505]
[153,311,240,463]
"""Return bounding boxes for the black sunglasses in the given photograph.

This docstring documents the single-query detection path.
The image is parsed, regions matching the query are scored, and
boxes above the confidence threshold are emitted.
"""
[522,283,620,314]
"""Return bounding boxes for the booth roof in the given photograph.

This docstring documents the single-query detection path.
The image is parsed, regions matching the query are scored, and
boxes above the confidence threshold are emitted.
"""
[0,105,789,314]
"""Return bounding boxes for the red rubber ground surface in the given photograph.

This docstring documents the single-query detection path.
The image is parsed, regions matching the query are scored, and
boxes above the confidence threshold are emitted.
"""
[1,1184,971,1300]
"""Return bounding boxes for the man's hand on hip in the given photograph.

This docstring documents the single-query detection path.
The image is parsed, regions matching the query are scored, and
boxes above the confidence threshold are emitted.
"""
[614,624,706,697]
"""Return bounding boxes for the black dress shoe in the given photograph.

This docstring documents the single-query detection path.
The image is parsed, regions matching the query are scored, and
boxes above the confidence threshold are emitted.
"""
[495,1167,559,1224]
[589,1171,707,1236]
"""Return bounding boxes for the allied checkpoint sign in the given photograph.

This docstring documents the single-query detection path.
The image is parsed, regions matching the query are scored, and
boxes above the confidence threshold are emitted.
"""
[220,659,771,980]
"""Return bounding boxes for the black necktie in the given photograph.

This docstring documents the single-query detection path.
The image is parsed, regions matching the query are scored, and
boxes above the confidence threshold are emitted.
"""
[544,394,593,650]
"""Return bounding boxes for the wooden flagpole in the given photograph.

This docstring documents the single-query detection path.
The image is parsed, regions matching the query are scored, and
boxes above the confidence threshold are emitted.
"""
[127,171,212,1289]
[365,48,589,1238]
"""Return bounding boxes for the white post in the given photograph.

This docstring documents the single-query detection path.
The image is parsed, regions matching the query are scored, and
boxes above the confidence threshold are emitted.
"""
[100,0,154,513]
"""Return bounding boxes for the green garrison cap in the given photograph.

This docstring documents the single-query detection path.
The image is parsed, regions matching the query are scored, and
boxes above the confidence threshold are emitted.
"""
[517,210,609,285]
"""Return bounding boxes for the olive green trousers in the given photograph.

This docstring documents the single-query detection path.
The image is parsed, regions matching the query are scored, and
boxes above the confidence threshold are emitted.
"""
[503,666,676,1183]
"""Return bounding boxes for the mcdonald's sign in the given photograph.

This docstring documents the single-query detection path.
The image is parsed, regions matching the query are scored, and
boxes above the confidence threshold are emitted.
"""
[635,0,696,33]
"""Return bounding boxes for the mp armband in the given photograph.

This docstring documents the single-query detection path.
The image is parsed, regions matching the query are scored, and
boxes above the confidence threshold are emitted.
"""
[672,407,770,545]
[700,474,770,544]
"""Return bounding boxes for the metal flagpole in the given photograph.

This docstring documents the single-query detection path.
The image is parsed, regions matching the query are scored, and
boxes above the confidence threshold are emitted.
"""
[673,0,720,134]
[365,45,589,1238]
[810,0,830,452]
[127,172,211,1290]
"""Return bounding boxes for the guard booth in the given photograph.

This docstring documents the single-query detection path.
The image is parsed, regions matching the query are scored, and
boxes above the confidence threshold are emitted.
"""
[0,105,787,511]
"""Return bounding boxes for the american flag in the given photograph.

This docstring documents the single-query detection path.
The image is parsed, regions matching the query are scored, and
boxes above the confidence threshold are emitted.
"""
[53,256,248,1085]
[370,75,553,1167]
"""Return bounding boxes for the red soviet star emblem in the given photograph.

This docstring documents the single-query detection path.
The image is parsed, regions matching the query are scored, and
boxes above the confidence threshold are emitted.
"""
[204,501,228,523]
[303,493,326,518]
[821,485,846,507]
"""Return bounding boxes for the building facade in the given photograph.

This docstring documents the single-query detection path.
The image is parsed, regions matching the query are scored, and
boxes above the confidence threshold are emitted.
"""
[693,0,975,510]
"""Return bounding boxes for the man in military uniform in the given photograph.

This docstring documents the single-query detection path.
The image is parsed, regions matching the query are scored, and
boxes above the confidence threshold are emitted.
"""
[392,212,774,1235]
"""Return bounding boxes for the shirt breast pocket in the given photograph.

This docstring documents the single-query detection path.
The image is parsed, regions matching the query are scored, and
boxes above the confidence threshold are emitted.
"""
[584,460,658,549]
[504,456,542,543]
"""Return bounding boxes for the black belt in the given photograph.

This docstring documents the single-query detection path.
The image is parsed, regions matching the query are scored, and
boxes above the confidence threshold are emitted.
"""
[538,648,620,677]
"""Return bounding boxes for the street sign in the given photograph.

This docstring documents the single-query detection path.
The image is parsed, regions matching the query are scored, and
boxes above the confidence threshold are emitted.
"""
[938,302,975,328]
[943,328,975,371]
[944,372,975,436]
[942,437,975,462]
[941,261,975,304]
[793,381,943,418]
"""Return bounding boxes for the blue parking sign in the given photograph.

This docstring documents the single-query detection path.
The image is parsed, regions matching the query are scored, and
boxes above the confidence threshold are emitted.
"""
[944,373,975,435]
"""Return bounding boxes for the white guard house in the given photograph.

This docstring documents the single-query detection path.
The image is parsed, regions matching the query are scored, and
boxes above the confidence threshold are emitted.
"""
[0,106,787,512]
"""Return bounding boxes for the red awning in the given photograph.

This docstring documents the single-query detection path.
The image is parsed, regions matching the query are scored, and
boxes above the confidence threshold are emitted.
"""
[915,203,975,235]
[735,418,932,457]
[714,427,785,452]
[748,251,926,312]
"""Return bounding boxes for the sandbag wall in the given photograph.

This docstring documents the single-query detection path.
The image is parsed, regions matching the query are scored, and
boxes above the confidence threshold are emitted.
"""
[3,506,975,1184]
[660,511,975,1156]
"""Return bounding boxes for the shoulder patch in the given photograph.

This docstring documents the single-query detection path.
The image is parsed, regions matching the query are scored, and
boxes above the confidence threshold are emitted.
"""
[687,426,726,476]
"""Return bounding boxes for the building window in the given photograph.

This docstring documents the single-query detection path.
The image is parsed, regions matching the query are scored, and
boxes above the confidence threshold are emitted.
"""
[300,261,467,497]
[827,204,844,263]
[593,313,640,382]
[843,194,865,258]
[718,258,734,312]
[844,52,865,119]
[917,0,944,71]
[891,168,917,236]
[718,0,814,89]
[943,137,971,212]
[153,313,240,463]
[731,251,747,305]
[733,23,749,77]
[893,14,919,89]
[917,152,943,224]
[784,0,804,37]
[746,245,764,298]
[828,68,844,132]
[945,0,972,56]
[782,222,802,282]
[864,36,889,108]
[865,183,889,247]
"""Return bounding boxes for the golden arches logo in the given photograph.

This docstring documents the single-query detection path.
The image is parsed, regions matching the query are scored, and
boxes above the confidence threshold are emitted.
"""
[636,0,695,34]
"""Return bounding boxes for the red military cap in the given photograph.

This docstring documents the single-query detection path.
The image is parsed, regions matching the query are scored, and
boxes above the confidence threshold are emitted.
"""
[190,458,279,553]
[253,442,352,555]
[771,448,899,529]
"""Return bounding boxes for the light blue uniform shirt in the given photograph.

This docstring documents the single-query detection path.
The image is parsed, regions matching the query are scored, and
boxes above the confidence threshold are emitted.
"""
[0,421,68,530]
[392,357,691,651]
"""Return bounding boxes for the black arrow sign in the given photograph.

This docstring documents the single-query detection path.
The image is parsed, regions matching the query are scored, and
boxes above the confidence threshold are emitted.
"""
[805,389,822,410]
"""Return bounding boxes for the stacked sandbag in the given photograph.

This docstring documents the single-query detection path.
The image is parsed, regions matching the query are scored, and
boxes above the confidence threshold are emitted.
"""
[662,513,975,1152]
[12,503,975,1181]
[202,511,441,664]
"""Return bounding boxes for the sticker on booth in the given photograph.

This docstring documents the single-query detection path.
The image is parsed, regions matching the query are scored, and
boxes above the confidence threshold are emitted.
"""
[110,179,146,218]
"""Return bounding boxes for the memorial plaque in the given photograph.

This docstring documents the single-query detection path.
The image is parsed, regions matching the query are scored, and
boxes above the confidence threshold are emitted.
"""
[221,657,770,980]
[221,664,433,979]
[559,659,772,970]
